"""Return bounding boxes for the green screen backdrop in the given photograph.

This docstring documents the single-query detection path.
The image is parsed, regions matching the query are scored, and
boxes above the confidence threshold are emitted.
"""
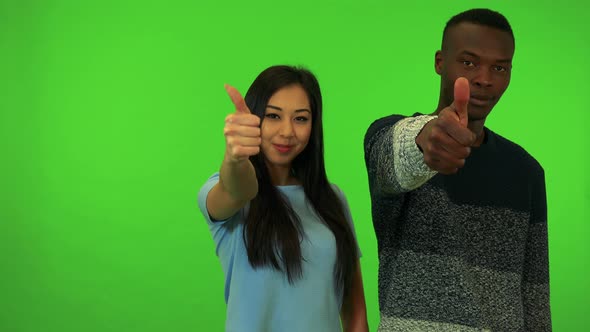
[1,0,588,331]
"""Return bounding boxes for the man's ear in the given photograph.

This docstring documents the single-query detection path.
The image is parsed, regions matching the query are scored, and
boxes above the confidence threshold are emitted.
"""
[434,50,443,75]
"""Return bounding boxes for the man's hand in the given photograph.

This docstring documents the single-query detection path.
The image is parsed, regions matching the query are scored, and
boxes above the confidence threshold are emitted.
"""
[416,77,476,174]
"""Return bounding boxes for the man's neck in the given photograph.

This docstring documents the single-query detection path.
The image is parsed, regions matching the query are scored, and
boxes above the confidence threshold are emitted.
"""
[468,120,486,147]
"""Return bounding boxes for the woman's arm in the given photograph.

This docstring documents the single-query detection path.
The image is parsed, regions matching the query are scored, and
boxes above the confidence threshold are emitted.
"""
[206,85,261,221]
[341,260,369,332]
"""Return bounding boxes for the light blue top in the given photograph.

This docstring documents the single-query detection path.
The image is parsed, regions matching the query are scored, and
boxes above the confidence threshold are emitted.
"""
[198,173,361,332]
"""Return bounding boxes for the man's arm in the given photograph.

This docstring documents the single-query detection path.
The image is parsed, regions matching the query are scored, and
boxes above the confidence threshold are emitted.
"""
[522,167,552,331]
[364,78,475,195]
[364,114,438,195]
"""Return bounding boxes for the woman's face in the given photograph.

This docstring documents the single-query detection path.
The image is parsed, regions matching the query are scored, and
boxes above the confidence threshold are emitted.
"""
[260,84,312,169]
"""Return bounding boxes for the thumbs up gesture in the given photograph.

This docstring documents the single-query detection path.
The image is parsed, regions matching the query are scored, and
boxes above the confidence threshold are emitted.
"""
[223,84,261,163]
[415,77,476,174]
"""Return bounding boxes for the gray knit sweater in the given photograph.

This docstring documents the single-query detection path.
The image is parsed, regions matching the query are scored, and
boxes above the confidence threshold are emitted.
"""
[364,114,551,331]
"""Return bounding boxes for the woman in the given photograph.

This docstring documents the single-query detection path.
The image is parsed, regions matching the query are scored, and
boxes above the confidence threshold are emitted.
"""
[198,65,368,331]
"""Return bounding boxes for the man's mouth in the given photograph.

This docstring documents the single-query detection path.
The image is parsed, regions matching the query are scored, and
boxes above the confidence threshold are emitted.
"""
[469,94,493,107]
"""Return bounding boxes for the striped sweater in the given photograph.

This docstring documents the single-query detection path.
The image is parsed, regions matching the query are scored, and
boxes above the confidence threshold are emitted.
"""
[364,114,551,331]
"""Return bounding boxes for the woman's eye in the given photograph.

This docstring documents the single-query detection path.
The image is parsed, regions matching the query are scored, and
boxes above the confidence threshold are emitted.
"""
[265,113,279,119]
[295,116,309,122]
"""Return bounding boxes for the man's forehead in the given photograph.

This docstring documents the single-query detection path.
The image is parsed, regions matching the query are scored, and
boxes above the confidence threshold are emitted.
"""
[445,22,514,58]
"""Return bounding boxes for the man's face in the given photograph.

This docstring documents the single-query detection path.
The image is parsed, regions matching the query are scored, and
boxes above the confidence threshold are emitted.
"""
[436,22,515,121]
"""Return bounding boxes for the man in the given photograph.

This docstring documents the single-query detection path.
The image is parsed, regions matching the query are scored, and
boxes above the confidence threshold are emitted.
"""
[364,8,551,331]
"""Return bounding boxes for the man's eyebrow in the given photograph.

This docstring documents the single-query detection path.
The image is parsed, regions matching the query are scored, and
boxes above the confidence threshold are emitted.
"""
[459,50,480,58]
[460,50,512,63]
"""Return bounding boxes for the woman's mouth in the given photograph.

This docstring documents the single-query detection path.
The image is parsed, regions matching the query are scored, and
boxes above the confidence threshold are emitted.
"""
[273,144,293,153]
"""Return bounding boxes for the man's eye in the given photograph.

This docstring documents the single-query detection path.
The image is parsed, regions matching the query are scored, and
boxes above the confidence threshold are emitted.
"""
[463,60,475,67]
[494,65,506,72]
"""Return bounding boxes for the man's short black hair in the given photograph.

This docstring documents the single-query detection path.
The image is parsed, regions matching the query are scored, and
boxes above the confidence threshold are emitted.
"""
[442,8,514,48]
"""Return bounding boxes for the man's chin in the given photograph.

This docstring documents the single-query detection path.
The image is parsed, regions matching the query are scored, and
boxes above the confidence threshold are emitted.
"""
[467,105,494,120]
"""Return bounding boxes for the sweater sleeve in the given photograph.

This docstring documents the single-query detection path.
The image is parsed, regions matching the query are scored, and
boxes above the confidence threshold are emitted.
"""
[364,114,438,195]
[522,166,552,331]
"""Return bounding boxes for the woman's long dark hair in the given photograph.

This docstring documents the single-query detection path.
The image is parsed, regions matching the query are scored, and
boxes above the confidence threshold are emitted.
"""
[243,65,358,299]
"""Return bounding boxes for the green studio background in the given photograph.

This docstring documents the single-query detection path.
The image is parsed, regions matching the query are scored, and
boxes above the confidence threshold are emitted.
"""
[1,0,588,331]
